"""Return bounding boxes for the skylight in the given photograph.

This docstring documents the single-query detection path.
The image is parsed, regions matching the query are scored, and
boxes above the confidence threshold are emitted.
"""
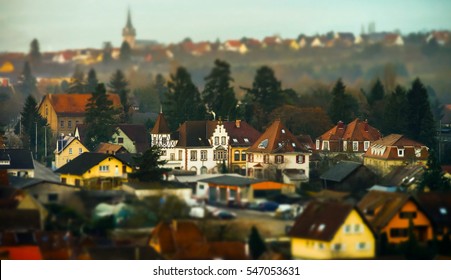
[291,143,296,147]
[232,138,238,143]
[258,139,268,149]
[440,208,447,215]
[318,224,326,232]
[244,138,249,143]
[281,129,286,134]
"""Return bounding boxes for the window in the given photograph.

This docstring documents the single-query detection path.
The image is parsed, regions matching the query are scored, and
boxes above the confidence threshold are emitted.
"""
[45,106,48,116]
[179,150,183,160]
[364,141,370,151]
[234,151,240,161]
[318,224,326,232]
[397,148,404,157]
[118,137,124,144]
[161,150,167,156]
[263,155,269,163]
[352,141,359,151]
[68,120,72,128]
[258,139,269,149]
[190,150,197,161]
[75,179,80,186]
[296,155,305,164]
[332,243,342,251]
[275,155,284,164]
[214,150,226,161]
[68,148,73,155]
[221,136,226,145]
[75,120,79,125]
[60,120,64,127]
[99,165,109,172]
[232,138,238,143]
[200,150,207,161]
[390,228,408,238]
[200,166,207,174]
[354,224,363,233]
[241,152,246,161]
[162,137,167,146]
[79,148,83,155]
[440,208,448,215]
[248,154,254,163]
[48,193,58,202]
[214,137,219,145]
[356,242,367,250]
[365,209,375,216]
[399,211,417,219]
[281,129,286,134]
[318,243,324,250]
[316,140,320,150]
[243,138,249,143]
[343,141,347,151]
[322,141,329,151]
[170,153,175,160]
[344,225,351,234]
[61,178,67,184]
[415,148,422,157]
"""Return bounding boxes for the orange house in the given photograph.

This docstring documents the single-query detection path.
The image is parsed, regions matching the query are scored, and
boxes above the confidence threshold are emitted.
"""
[358,191,433,243]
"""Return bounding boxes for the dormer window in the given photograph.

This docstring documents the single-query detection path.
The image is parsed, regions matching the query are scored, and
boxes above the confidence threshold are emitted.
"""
[364,141,370,151]
[352,141,359,151]
[316,140,320,150]
[322,141,329,151]
[397,148,404,157]
[258,139,268,149]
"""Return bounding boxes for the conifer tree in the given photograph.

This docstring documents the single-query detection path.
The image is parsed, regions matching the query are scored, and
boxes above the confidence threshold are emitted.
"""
[154,74,168,105]
[367,78,385,106]
[108,69,130,123]
[86,68,98,93]
[102,42,113,64]
[419,150,450,192]
[28,38,41,65]
[119,41,132,63]
[164,67,206,130]
[202,59,237,120]
[383,85,409,134]
[129,146,168,182]
[327,78,359,124]
[17,61,38,97]
[67,65,87,93]
[84,83,119,150]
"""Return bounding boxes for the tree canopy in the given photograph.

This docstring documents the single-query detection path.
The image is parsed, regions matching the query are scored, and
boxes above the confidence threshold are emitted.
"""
[327,78,359,124]
[129,146,168,182]
[108,69,130,123]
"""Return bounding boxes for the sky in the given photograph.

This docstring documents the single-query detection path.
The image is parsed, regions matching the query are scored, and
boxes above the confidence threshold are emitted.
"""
[1,0,451,52]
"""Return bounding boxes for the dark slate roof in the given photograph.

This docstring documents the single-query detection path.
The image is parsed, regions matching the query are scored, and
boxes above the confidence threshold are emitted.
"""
[198,175,262,186]
[8,175,72,190]
[176,121,217,147]
[88,246,164,260]
[0,149,34,170]
[222,120,261,147]
[417,193,451,229]
[117,124,149,153]
[320,161,362,182]
[55,153,128,175]
[381,165,424,187]
[289,201,354,241]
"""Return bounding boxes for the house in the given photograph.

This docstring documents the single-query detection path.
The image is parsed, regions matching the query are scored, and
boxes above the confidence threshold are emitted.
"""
[320,161,378,194]
[55,152,133,189]
[245,120,311,187]
[54,135,89,169]
[426,31,450,46]
[242,38,262,50]
[223,120,261,175]
[262,36,283,48]
[289,200,376,259]
[417,193,451,240]
[0,149,35,178]
[334,32,356,47]
[222,40,248,54]
[96,142,128,155]
[363,134,429,176]
[357,191,433,244]
[38,93,121,136]
[283,39,300,50]
[384,33,404,47]
[148,220,247,259]
[111,124,149,154]
[316,119,382,155]
[310,36,326,48]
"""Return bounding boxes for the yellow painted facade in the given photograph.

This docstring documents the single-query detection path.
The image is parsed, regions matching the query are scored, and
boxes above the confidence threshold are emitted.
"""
[291,210,375,259]
[364,157,427,176]
[60,157,132,187]
[228,147,247,174]
[55,139,89,168]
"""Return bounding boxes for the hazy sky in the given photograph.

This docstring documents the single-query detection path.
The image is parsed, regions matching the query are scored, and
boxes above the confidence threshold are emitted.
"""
[1,0,450,52]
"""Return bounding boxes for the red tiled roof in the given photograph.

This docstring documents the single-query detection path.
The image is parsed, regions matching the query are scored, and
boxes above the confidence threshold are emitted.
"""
[247,120,309,153]
[364,134,429,160]
[151,113,171,134]
[46,93,121,116]
[319,118,382,142]
[225,40,242,48]
[96,142,127,154]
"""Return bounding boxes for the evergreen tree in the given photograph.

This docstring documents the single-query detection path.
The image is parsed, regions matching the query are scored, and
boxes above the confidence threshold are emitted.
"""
[154,74,167,105]
[129,146,168,182]
[248,226,266,259]
[419,150,450,192]
[406,78,436,148]
[108,69,130,123]
[328,78,359,124]
[383,85,409,134]
[164,67,206,130]
[119,41,132,63]
[367,78,385,106]
[243,66,285,130]
[86,68,98,93]
[84,83,119,150]
[102,42,113,64]
[17,61,38,97]
[67,65,87,93]
[202,59,238,120]
[28,38,41,65]
[17,95,49,161]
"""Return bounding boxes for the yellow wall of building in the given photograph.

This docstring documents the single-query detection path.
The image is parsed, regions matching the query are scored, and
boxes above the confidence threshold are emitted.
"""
[55,139,89,168]
[38,97,58,133]
[291,209,375,259]
[229,147,247,173]
[364,157,427,176]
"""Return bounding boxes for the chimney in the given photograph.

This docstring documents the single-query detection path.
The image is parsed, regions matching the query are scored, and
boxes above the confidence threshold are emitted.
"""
[337,121,344,129]
[364,120,369,132]
[235,120,241,128]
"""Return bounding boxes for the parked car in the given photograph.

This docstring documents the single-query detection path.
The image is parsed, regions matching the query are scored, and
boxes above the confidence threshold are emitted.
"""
[212,210,236,220]
[258,201,279,212]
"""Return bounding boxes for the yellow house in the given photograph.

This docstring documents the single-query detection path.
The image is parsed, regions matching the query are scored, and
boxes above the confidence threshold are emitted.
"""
[363,134,429,176]
[289,201,376,259]
[55,152,132,189]
[55,135,89,168]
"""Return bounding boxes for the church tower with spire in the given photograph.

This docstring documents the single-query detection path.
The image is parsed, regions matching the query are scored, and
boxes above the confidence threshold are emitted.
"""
[122,8,136,49]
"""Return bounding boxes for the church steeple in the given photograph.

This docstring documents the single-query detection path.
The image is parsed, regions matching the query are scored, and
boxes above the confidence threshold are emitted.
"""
[122,8,136,48]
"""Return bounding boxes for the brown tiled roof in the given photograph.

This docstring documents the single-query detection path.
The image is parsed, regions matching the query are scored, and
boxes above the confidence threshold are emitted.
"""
[45,93,121,116]
[318,119,382,142]
[357,191,411,231]
[247,120,309,153]
[96,142,128,154]
[117,124,149,153]
[364,134,429,160]
[151,113,171,134]
[223,120,261,147]
[288,200,354,241]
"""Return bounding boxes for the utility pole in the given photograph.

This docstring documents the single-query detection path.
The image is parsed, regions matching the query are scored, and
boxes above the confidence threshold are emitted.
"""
[35,121,37,160]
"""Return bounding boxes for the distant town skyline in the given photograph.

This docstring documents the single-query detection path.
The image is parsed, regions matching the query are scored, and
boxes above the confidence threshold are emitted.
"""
[1,0,451,52]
